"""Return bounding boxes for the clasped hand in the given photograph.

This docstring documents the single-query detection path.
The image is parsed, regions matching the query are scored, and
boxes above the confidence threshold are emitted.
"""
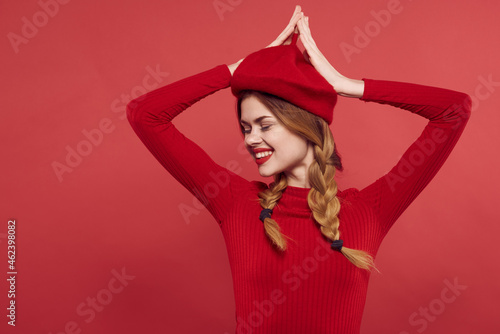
[228,5,364,98]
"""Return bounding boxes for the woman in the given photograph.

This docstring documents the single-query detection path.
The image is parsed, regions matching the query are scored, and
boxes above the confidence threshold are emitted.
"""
[126,6,471,334]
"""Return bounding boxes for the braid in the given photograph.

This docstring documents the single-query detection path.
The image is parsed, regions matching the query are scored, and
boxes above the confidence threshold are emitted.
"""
[308,121,377,271]
[238,90,377,269]
[257,173,292,251]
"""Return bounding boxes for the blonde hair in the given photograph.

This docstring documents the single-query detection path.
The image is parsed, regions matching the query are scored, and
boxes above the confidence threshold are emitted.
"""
[237,91,376,271]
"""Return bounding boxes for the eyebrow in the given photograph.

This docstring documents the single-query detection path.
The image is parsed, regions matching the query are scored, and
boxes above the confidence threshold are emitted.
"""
[240,116,273,125]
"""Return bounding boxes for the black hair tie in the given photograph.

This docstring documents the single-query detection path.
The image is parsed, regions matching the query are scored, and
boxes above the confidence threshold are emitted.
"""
[259,209,273,223]
[331,239,343,252]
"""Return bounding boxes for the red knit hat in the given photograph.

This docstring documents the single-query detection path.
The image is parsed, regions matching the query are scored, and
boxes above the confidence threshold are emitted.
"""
[231,34,337,124]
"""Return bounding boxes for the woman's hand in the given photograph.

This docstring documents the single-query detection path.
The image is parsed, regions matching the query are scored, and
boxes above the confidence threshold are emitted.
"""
[266,5,303,47]
[297,14,364,98]
[228,5,304,76]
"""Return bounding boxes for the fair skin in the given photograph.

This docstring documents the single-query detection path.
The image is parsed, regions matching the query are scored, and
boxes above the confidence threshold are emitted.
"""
[240,96,315,187]
[229,5,365,187]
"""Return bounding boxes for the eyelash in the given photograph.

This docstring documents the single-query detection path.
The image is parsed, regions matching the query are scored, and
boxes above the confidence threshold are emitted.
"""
[242,125,271,134]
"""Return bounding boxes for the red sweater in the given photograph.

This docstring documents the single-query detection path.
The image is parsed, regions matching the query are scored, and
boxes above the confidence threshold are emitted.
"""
[126,64,471,334]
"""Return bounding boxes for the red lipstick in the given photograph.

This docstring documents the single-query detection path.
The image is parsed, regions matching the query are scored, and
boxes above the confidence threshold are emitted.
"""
[253,148,274,165]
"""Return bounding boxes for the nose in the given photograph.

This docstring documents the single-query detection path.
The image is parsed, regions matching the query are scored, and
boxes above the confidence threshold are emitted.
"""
[244,128,262,147]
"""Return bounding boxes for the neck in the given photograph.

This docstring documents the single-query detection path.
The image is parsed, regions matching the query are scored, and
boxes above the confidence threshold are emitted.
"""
[285,171,311,188]
[284,144,315,188]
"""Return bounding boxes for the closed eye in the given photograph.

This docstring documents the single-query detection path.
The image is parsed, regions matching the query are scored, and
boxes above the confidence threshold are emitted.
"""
[241,125,272,134]
[261,125,271,131]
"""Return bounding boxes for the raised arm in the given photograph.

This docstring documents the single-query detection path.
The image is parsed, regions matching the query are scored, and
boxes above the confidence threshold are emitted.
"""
[126,6,307,224]
[295,12,471,236]
[126,64,248,224]
[358,79,471,237]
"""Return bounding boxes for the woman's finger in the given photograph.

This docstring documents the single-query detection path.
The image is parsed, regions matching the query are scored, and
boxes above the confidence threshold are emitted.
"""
[297,18,314,56]
[299,16,318,51]
[298,16,334,80]
[267,8,303,47]
[268,14,301,47]
[288,5,302,24]
[298,16,323,62]
[295,16,347,92]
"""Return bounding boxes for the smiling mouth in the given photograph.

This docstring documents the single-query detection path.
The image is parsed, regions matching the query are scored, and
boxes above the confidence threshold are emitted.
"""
[254,150,273,165]
[255,151,273,159]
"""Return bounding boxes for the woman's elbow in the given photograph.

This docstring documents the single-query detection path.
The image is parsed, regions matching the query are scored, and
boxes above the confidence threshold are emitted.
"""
[447,92,472,130]
[456,92,472,121]
[126,98,142,125]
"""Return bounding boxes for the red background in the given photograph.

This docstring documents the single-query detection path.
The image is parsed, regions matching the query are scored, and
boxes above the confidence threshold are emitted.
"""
[1,0,499,333]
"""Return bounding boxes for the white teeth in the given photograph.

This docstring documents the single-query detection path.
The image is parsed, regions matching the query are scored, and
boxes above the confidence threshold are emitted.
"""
[255,151,273,159]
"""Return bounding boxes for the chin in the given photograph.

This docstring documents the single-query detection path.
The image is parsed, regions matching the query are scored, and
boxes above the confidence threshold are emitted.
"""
[258,169,274,178]
[257,166,276,178]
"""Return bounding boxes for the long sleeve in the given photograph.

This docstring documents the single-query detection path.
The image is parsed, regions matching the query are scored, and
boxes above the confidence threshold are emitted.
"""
[126,64,249,224]
[358,79,472,238]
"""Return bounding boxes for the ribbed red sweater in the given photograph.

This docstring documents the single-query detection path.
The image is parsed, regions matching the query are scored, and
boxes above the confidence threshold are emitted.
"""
[126,64,471,334]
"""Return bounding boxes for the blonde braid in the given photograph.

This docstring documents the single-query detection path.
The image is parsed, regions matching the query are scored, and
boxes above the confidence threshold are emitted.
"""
[238,90,376,269]
[308,121,376,271]
[257,172,292,251]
